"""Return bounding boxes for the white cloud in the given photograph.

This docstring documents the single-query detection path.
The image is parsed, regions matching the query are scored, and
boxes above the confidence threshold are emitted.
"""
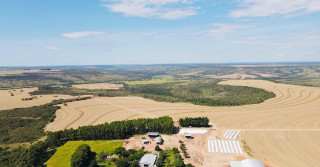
[101,0,199,19]
[230,0,320,17]
[62,31,105,38]
[44,45,63,50]
[203,23,252,39]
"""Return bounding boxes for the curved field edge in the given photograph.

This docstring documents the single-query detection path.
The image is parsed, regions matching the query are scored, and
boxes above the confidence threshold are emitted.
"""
[45,140,123,167]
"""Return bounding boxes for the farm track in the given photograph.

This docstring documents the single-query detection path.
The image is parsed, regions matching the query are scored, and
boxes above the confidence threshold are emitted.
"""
[65,107,85,129]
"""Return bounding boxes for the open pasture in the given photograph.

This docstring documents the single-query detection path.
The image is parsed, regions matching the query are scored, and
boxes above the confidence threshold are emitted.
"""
[46,80,320,167]
[45,140,123,167]
[0,88,73,110]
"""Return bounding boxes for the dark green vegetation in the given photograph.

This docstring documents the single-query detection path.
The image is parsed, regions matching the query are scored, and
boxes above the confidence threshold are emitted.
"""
[179,117,209,127]
[112,147,145,167]
[129,80,275,106]
[0,97,91,144]
[0,117,174,167]
[156,148,184,167]
[179,140,190,158]
[31,85,129,97]
[71,144,97,167]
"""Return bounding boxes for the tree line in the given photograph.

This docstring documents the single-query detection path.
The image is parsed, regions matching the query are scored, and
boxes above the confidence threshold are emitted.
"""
[31,86,129,97]
[47,116,174,146]
[179,117,209,127]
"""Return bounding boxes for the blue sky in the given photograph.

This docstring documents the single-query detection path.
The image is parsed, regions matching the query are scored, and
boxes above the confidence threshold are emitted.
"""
[0,0,320,66]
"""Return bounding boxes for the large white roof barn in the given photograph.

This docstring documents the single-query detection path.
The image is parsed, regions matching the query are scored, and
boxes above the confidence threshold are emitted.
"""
[139,154,157,167]
[230,159,265,167]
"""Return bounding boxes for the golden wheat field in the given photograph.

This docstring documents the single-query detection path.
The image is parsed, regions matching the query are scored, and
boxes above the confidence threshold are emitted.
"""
[72,83,124,90]
[46,80,320,167]
[0,88,73,110]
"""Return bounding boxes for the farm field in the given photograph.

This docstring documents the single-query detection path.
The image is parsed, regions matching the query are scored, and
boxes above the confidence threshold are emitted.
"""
[0,88,73,110]
[124,75,187,85]
[72,83,124,90]
[46,80,320,167]
[206,73,257,79]
[45,140,123,167]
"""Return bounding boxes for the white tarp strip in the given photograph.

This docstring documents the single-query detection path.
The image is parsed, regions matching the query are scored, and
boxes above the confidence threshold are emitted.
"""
[222,140,227,153]
[214,140,219,152]
[225,140,231,153]
[218,140,223,153]
[236,141,243,155]
[208,140,211,152]
[178,129,208,134]
[224,129,231,138]
[233,130,241,139]
[229,140,235,153]
[225,130,234,139]
[229,130,237,139]
[233,141,239,154]
[211,140,215,153]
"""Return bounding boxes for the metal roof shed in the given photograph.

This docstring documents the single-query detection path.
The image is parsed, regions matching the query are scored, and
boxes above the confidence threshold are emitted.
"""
[230,159,265,167]
[139,154,157,167]
[147,132,159,137]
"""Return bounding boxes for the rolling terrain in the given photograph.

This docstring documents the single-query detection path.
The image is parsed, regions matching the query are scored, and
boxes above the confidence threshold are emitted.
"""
[46,80,320,167]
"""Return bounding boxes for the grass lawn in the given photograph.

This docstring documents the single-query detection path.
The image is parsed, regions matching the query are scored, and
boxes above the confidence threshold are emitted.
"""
[45,140,123,167]
[125,75,187,85]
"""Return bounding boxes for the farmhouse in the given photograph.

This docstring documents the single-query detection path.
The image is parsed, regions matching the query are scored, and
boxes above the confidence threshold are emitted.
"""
[139,154,157,167]
[147,132,159,138]
[230,159,264,167]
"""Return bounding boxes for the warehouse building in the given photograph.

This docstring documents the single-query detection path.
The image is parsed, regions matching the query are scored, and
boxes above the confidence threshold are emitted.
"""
[139,154,157,167]
[147,132,159,138]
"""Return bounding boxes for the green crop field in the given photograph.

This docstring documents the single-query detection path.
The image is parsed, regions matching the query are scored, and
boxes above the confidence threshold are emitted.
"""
[45,140,123,167]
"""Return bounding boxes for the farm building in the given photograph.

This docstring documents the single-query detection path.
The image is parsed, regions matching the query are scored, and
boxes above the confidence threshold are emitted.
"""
[156,136,161,144]
[139,154,157,167]
[230,159,264,167]
[141,140,150,144]
[147,132,159,137]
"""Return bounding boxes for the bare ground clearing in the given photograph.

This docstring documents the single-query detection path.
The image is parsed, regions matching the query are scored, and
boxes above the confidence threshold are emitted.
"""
[46,80,320,167]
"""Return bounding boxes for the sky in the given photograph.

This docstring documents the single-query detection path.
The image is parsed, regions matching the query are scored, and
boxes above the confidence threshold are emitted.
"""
[0,0,320,66]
